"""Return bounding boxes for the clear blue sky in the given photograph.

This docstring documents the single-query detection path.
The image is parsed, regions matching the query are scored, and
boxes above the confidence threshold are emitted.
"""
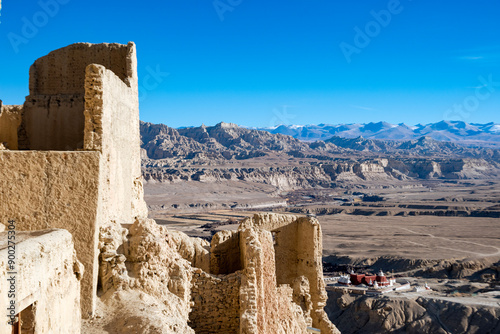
[1,0,499,127]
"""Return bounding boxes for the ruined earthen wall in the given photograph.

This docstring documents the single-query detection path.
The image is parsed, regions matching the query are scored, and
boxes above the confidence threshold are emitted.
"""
[0,42,147,319]
[0,229,82,334]
[241,214,315,297]
[29,43,134,96]
[296,217,339,334]
[238,214,340,334]
[210,230,242,275]
[189,270,241,333]
[0,151,101,317]
[84,62,147,226]
[296,218,324,305]
[1,43,152,326]
[273,221,299,285]
[0,104,22,150]
[240,213,298,231]
[239,227,309,334]
[21,96,85,150]
[20,43,137,151]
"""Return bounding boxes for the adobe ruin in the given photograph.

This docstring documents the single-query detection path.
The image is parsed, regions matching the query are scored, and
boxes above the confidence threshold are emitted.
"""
[190,213,338,333]
[96,212,339,333]
[0,42,339,333]
[0,42,147,318]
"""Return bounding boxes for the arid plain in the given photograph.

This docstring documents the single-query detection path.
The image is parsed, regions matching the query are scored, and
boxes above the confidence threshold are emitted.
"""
[142,121,500,332]
[145,179,500,271]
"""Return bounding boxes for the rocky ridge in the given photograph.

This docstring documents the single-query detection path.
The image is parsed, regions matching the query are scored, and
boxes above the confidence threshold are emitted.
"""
[140,122,500,189]
[325,290,500,334]
[142,121,500,161]
[141,121,307,161]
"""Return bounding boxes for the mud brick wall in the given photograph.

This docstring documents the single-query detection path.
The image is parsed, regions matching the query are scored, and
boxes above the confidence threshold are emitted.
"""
[189,269,241,333]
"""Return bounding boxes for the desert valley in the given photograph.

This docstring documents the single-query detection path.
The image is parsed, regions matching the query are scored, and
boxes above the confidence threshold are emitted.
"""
[142,120,500,333]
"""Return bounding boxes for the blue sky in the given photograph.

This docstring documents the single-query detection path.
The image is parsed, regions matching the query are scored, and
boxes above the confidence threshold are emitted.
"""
[0,0,499,127]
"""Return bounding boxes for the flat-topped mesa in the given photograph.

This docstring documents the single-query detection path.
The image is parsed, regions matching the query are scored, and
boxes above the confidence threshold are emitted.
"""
[0,42,147,318]
[216,121,239,128]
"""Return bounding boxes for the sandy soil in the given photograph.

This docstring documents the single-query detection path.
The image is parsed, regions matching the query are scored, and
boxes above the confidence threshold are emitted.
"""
[319,215,500,260]
[144,180,283,213]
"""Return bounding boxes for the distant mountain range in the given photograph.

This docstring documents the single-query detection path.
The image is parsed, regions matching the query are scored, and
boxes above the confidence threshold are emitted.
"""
[255,121,500,147]
[140,121,306,161]
[140,121,500,184]
[140,121,500,162]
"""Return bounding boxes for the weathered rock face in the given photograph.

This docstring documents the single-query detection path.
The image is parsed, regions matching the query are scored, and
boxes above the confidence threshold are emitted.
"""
[327,134,500,159]
[98,218,195,333]
[141,122,206,159]
[127,219,193,305]
[89,289,194,334]
[143,163,333,190]
[143,157,500,193]
[170,230,210,272]
[141,121,314,161]
[178,122,308,153]
[141,121,500,161]
[326,290,500,334]
[140,121,500,188]
[323,255,500,282]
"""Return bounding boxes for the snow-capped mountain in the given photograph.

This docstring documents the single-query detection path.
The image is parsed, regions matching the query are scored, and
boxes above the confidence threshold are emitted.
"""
[256,121,500,147]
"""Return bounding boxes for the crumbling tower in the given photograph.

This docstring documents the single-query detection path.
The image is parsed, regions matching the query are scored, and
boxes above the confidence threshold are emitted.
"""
[0,42,148,317]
